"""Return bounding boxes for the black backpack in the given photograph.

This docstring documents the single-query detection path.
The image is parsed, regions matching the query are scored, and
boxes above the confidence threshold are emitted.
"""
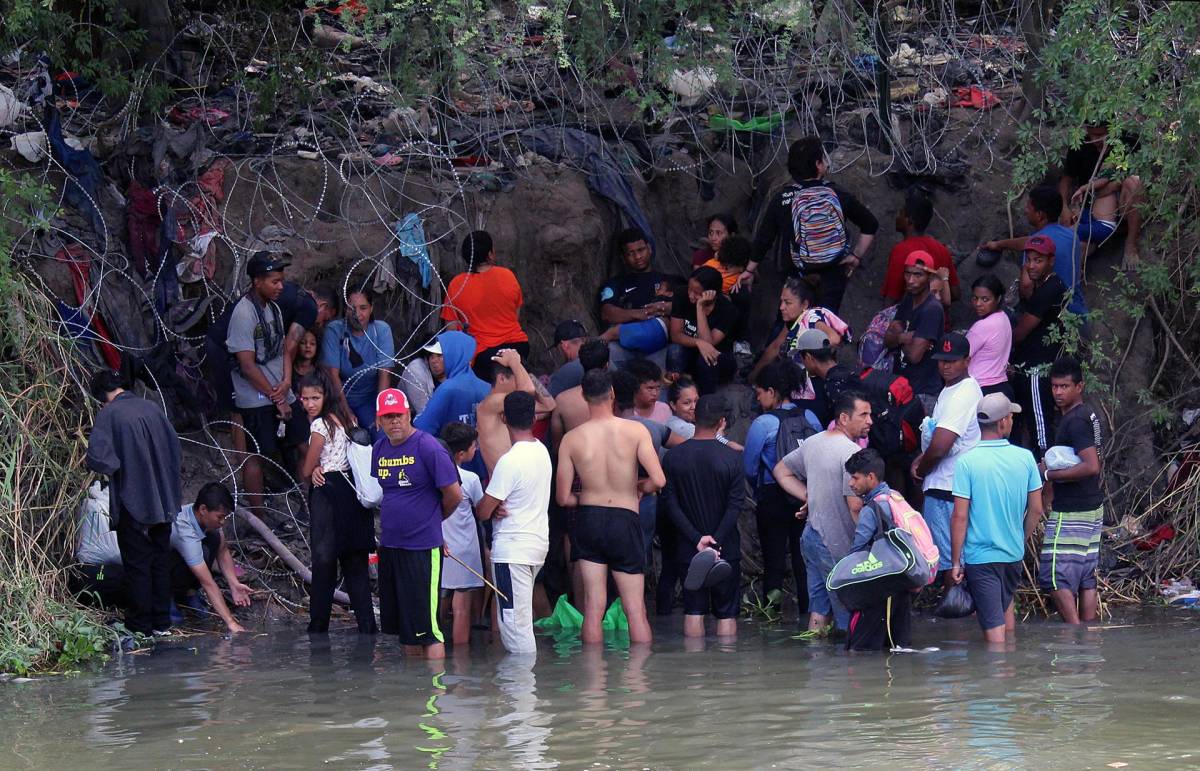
[858,368,925,459]
[771,407,820,465]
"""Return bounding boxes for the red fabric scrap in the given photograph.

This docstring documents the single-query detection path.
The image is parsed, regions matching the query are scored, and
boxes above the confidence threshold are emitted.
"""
[952,86,999,110]
[168,104,232,127]
[58,245,122,370]
[1135,524,1177,551]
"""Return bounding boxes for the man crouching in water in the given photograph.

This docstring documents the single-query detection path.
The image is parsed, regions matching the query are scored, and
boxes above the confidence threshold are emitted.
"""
[556,370,665,643]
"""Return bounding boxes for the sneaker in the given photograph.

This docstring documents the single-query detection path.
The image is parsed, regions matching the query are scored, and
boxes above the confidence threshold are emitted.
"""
[733,340,752,356]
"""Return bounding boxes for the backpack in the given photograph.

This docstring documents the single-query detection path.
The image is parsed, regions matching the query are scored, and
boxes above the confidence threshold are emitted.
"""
[859,305,898,372]
[788,184,848,268]
[871,489,939,586]
[772,407,819,464]
[859,368,925,458]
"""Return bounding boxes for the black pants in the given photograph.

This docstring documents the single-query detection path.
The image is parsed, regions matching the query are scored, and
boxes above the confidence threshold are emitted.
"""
[69,563,126,608]
[667,344,737,395]
[169,530,220,600]
[754,484,807,612]
[309,549,376,633]
[847,591,912,652]
[1013,369,1055,461]
[655,515,681,615]
[116,514,173,635]
[308,474,377,633]
[472,341,531,382]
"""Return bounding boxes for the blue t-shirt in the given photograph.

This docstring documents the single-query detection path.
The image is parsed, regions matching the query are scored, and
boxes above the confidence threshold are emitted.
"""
[321,319,395,405]
[373,429,459,549]
[952,439,1042,564]
[1034,223,1087,316]
[170,504,207,568]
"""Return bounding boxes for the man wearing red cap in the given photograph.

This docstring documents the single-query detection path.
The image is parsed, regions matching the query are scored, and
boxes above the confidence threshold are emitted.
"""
[884,251,945,412]
[372,387,463,659]
[1011,235,1068,458]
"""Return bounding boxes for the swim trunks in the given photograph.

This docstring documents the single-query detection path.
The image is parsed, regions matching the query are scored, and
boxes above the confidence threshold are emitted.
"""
[378,546,444,646]
[570,505,645,574]
[1038,506,1103,593]
[1077,208,1117,245]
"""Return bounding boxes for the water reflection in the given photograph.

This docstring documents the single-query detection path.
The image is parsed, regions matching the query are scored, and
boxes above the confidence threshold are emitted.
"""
[0,612,1195,769]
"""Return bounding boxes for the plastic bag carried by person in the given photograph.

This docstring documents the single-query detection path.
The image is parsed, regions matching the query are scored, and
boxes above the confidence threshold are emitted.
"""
[935,583,976,618]
[347,426,382,508]
[1044,445,1082,471]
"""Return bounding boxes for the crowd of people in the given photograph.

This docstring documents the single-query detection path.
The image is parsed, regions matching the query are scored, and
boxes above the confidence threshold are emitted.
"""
[80,129,1128,656]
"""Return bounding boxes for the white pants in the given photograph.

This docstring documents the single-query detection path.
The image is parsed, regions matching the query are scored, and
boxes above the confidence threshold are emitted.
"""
[493,562,541,654]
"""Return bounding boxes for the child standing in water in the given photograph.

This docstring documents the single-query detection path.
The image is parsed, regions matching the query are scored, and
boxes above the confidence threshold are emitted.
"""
[298,371,377,634]
[438,422,486,648]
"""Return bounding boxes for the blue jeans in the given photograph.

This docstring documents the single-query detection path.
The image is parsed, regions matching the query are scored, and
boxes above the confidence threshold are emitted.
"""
[923,495,954,571]
[800,525,849,630]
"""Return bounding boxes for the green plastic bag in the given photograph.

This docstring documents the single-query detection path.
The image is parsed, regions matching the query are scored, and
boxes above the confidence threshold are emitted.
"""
[708,113,785,132]
[533,595,629,631]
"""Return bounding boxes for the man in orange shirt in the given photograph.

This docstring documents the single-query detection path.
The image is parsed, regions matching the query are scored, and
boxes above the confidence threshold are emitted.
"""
[880,191,960,307]
[441,230,530,382]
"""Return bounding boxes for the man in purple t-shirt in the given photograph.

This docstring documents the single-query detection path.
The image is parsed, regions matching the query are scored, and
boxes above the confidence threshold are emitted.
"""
[372,388,462,659]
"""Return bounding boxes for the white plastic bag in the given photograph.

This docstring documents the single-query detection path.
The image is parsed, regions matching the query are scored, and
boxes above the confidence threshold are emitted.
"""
[1044,445,1082,471]
[347,429,382,508]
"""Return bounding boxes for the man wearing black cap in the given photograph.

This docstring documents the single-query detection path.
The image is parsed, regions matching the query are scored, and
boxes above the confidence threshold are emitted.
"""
[911,331,982,585]
[547,319,588,397]
[225,251,311,513]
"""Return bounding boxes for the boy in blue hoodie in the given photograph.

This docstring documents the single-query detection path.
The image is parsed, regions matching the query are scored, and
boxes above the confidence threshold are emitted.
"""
[843,448,914,652]
[414,331,491,477]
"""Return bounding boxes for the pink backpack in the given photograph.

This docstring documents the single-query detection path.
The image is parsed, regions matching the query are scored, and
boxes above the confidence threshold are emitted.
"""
[876,490,939,585]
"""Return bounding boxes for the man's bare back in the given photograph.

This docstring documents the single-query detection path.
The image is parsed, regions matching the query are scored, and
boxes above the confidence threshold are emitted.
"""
[558,415,661,513]
[550,385,589,454]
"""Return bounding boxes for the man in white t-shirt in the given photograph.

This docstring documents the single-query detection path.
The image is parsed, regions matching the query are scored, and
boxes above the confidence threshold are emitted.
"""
[911,332,982,584]
[476,391,553,653]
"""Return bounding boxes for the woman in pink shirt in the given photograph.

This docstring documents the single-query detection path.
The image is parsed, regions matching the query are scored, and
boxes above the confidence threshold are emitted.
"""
[966,274,1014,399]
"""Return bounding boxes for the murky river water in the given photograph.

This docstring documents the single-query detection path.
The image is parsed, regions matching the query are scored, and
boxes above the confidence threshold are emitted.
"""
[3,609,1199,769]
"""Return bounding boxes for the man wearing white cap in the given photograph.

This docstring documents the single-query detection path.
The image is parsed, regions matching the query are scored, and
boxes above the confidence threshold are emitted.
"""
[397,340,446,415]
[949,393,1044,644]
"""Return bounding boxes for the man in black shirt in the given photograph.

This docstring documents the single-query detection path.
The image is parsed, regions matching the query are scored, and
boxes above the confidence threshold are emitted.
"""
[599,228,673,369]
[660,395,746,637]
[1011,235,1068,459]
[1038,356,1104,625]
[85,369,182,637]
[666,266,737,394]
[794,328,856,426]
[884,251,944,412]
[742,136,878,312]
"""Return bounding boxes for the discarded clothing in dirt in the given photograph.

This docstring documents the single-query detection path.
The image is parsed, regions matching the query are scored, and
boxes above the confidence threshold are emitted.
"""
[47,107,106,240]
[394,214,432,289]
[58,244,122,370]
[126,180,162,277]
[520,128,656,253]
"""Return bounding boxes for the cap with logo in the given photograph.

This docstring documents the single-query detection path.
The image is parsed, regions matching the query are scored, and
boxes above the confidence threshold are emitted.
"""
[795,328,831,352]
[375,388,410,416]
[1024,235,1056,256]
[977,392,1022,423]
[552,319,588,346]
[931,331,971,361]
[246,250,291,278]
[904,250,934,269]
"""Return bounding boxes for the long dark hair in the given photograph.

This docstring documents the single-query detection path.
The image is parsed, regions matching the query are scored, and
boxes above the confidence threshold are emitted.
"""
[297,369,357,434]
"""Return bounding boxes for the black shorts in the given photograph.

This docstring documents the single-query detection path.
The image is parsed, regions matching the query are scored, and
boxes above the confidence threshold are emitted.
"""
[682,559,741,619]
[846,591,912,652]
[378,546,444,646]
[237,404,309,455]
[570,505,644,574]
[965,561,1022,632]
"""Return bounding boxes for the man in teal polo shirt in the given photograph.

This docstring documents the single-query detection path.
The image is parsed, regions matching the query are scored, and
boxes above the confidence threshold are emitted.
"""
[949,393,1044,644]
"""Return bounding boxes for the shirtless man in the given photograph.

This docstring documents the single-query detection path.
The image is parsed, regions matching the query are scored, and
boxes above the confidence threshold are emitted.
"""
[549,338,610,455]
[476,348,555,475]
[556,369,665,644]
